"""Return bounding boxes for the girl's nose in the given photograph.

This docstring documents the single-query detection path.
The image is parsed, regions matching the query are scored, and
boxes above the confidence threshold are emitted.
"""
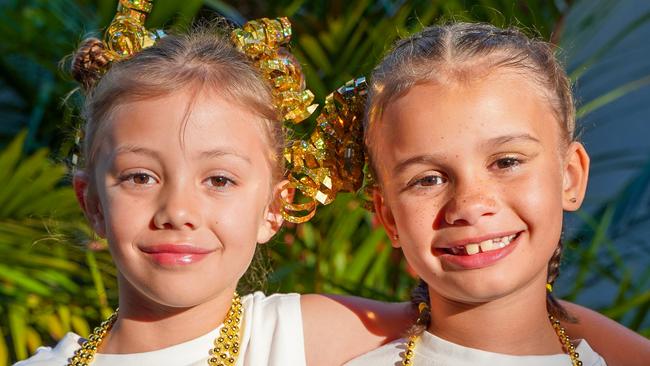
[152,182,202,230]
[443,182,498,226]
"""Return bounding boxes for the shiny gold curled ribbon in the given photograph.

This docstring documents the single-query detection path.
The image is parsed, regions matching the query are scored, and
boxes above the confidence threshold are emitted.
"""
[97,0,162,72]
[283,77,368,223]
[104,0,160,60]
[231,17,317,124]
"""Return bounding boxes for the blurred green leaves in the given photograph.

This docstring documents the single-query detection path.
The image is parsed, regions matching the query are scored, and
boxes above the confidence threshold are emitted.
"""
[0,132,116,363]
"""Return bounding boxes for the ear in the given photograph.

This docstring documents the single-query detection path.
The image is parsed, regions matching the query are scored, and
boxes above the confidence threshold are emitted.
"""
[562,142,590,211]
[256,180,290,244]
[372,187,401,248]
[73,171,107,237]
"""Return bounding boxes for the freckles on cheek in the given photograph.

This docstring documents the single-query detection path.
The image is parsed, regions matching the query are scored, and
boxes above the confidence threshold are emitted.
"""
[395,200,434,240]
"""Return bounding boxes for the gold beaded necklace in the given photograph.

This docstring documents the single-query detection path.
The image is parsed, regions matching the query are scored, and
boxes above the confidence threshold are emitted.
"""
[401,310,582,366]
[66,292,243,366]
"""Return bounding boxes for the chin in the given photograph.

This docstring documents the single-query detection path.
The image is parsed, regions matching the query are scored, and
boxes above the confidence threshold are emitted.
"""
[142,284,225,309]
[120,271,234,310]
[433,272,524,304]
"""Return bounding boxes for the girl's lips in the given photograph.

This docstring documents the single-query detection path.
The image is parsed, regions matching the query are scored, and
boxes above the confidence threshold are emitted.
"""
[140,244,213,266]
[433,232,521,270]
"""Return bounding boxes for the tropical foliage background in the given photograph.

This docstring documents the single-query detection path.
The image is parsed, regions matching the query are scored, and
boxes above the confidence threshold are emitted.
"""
[1,0,649,364]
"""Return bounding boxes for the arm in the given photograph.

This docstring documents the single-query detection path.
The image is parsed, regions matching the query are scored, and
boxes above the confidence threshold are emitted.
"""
[301,294,413,366]
[561,300,650,366]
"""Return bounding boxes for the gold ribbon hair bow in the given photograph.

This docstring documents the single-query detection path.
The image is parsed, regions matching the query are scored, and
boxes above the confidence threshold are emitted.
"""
[104,0,162,61]
[282,77,369,223]
[231,17,317,124]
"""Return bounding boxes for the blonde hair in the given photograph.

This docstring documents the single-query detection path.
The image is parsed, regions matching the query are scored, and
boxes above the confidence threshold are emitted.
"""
[365,22,578,331]
[72,26,284,181]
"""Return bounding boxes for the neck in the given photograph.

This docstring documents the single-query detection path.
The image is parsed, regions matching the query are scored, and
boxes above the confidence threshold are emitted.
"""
[426,276,564,356]
[99,275,237,354]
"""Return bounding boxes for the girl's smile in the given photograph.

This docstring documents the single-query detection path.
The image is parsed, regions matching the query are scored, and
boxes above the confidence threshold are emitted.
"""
[139,243,216,267]
[433,231,521,270]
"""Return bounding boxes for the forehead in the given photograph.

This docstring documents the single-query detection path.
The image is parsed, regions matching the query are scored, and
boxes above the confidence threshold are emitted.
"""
[102,88,270,158]
[375,71,561,158]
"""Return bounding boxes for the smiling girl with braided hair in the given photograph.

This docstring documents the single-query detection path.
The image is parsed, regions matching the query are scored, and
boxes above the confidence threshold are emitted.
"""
[346,22,650,366]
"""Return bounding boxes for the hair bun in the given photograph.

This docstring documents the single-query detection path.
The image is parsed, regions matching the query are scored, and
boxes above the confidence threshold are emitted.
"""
[71,38,111,91]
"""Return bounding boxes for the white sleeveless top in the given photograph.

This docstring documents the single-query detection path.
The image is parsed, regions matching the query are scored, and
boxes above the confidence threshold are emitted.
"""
[14,292,304,366]
[345,330,607,366]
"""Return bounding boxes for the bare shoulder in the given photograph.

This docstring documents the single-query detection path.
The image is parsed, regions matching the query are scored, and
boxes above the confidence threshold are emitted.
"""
[561,301,650,366]
[301,294,413,366]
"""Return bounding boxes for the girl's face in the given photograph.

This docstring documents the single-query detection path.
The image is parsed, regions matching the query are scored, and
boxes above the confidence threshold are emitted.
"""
[76,88,283,309]
[372,70,589,304]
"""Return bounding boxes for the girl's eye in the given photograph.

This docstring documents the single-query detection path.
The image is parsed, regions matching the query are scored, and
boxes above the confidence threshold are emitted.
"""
[207,176,234,188]
[121,172,156,185]
[412,175,447,187]
[494,157,521,169]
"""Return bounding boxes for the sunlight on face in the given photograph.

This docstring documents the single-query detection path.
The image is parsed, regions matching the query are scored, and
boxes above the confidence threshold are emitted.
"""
[90,88,279,309]
[373,70,578,304]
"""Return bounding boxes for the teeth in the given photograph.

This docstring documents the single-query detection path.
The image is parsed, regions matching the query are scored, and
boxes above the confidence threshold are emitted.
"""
[465,244,480,255]
[446,234,518,256]
[479,239,495,252]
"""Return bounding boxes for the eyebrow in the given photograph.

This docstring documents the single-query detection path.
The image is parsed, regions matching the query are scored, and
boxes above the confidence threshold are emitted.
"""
[199,149,252,164]
[114,145,160,159]
[393,154,445,175]
[392,133,541,175]
[113,145,251,164]
[482,133,541,148]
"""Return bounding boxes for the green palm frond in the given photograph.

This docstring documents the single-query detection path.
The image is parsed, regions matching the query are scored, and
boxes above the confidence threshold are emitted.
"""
[0,132,116,364]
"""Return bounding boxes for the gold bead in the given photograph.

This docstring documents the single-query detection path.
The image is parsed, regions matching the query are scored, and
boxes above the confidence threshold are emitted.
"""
[64,292,245,366]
